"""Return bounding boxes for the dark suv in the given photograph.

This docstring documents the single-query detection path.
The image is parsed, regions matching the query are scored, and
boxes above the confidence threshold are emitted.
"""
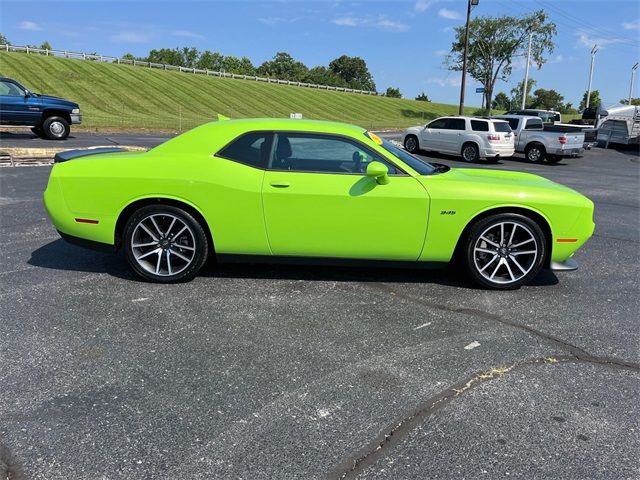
[0,77,81,140]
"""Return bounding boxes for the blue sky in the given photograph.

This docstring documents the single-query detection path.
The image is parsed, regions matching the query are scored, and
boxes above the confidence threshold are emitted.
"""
[2,0,639,107]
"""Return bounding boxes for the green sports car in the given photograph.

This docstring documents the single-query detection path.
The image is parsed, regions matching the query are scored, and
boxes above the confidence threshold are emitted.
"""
[43,118,594,289]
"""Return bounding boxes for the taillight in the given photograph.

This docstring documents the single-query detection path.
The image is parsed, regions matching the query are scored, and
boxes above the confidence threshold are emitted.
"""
[487,134,500,141]
[559,135,567,144]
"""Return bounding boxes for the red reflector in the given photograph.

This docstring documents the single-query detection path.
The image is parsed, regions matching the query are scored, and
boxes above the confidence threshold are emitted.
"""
[557,238,577,243]
[75,218,99,224]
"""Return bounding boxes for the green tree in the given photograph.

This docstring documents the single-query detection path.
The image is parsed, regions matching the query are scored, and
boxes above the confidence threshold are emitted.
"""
[0,33,9,45]
[222,56,256,75]
[197,50,224,71]
[492,91,511,110]
[40,41,52,51]
[304,66,347,87]
[385,87,402,98]
[579,90,601,110]
[121,53,136,61]
[531,88,564,110]
[181,47,198,68]
[147,48,185,66]
[559,102,577,114]
[620,98,640,106]
[510,78,536,109]
[329,55,376,91]
[446,10,556,111]
[415,91,430,102]
[257,52,308,81]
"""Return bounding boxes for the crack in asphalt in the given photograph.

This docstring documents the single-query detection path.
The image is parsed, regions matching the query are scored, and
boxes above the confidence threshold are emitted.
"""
[329,355,639,480]
[327,283,640,480]
[0,434,26,480]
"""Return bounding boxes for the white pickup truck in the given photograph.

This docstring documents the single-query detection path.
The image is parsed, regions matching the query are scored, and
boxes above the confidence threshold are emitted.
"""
[494,115,585,163]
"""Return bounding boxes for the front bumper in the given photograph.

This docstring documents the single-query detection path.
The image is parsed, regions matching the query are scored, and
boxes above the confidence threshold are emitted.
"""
[70,114,82,125]
[550,258,578,271]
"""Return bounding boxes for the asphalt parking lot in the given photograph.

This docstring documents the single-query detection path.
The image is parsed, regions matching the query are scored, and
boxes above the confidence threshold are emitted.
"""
[0,145,638,479]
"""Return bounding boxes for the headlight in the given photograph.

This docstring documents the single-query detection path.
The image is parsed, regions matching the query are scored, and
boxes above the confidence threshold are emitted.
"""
[72,108,80,114]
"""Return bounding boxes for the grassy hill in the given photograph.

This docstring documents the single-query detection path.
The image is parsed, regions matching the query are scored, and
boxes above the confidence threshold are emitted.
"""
[0,51,480,131]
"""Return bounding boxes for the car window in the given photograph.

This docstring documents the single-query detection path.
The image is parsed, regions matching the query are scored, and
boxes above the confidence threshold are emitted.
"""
[217,131,273,169]
[377,138,437,175]
[427,119,447,129]
[471,120,489,132]
[492,122,512,133]
[525,119,543,130]
[270,133,399,174]
[446,118,466,130]
[0,81,25,96]
[505,118,519,130]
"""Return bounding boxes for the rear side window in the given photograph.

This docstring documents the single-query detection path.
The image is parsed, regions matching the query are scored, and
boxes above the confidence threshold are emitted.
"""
[446,118,466,130]
[492,122,512,133]
[471,120,489,132]
[217,132,272,169]
[525,119,543,130]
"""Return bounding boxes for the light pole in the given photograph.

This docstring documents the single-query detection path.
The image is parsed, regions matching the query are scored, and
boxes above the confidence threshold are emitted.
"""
[521,30,533,109]
[629,62,639,105]
[586,44,598,108]
[458,0,479,115]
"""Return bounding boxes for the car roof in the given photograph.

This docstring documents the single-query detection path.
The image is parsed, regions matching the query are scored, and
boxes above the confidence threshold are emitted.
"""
[494,114,543,120]
[201,117,367,135]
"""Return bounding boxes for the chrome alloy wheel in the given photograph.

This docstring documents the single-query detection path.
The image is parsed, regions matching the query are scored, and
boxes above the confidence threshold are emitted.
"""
[528,147,543,162]
[405,136,418,152]
[462,145,477,162]
[49,121,65,137]
[130,214,196,276]
[473,221,539,285]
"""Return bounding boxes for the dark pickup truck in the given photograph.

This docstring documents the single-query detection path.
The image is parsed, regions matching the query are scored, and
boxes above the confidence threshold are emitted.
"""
[0,77,81,140]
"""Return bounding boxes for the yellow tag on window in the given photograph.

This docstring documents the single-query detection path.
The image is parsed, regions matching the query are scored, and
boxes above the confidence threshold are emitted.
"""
[367,131,383,145]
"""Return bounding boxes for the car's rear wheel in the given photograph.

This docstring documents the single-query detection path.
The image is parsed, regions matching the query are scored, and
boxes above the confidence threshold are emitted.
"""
[461,143,479,162]
[43,116,70,140]
[123,205,208,283]
[525,143,546,162]
[404,135,420,154]
[464,214,546,290]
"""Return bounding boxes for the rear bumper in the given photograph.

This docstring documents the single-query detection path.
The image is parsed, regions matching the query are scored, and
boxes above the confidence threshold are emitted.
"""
[58,230,115,253]
[550,146,584,157]
[483,147,515,158]
[550,258,578,271]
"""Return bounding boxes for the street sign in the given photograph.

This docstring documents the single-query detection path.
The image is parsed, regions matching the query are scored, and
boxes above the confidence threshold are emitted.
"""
[475,87,485,93]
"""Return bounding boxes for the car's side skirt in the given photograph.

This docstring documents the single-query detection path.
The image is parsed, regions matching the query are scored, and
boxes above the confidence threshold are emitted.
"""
[216,254,446,270]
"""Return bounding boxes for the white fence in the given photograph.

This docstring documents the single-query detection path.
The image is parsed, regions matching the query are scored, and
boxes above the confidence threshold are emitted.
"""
[0,44,378,96]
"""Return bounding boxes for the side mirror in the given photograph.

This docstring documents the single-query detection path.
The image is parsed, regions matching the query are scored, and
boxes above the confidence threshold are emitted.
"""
[24,90,31,98]
[366,161,390,185]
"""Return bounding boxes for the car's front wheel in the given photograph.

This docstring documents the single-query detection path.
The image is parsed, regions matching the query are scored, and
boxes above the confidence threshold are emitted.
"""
[464,214,546,289]
[123,205,209,283]
[404,135,420,154]
[43,116,70,140]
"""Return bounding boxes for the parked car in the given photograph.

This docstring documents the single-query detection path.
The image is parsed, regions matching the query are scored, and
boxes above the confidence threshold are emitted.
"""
[0,77,81,139]
[44,118,594,289]
[505,109,561,124]
[402,116,515,162]
[494,115,585,163]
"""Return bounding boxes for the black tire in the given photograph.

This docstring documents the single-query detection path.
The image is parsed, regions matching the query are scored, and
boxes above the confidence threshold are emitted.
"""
[31,126,44,137]
[546,155,562,164]
[525,143,546,162]
[404,135,420,154]
[123,205,209,283]
[43,116,70,140]
[461,142,480,163]
[464,213,546,290]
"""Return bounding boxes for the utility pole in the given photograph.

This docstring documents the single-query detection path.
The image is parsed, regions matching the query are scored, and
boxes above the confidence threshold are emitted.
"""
[458,0,479,115]
[521,30,533,109]
[629,62,639,105]
[586,44,599,108]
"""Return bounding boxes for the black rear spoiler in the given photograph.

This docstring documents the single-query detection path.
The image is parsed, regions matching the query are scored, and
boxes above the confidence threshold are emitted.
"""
[54,147,127,163]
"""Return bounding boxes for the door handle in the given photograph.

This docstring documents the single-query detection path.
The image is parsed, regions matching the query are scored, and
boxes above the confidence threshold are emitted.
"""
[269,181,290,188]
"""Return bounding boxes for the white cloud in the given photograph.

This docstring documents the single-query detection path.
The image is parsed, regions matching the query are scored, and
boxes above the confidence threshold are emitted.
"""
[331,15,409,32]
[19,21,42,31]
[550,54,564,64]
[434,49,448,56]
[427,76,461,87]
[438,8,461,20]
[109,32,152,43]
[622,20,640,30]
[576,31,623,49]
[415,0,437,12]
[171,30,204,39]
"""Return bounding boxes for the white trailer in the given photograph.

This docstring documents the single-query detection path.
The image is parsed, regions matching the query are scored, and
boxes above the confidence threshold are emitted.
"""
[596,104,640,145]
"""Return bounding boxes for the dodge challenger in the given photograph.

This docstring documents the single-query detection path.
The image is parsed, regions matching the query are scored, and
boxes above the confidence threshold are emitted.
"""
[43,118,595,289]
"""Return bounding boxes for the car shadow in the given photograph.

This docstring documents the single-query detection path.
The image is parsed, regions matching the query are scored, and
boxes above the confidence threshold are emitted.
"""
[29,239,559,289]
[0,131,76,142]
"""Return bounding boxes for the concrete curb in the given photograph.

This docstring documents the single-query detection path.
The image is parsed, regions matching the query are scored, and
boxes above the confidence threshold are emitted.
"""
[0,145,147,167]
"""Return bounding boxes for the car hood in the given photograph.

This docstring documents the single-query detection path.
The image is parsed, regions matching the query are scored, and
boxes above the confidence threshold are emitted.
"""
[36,94,79,108]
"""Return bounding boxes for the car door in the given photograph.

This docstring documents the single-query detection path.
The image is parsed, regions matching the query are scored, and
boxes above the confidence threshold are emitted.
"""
[0,80,40,125]
[440,118,466,154]
[420,118,448,151]
[261,132,429,260]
